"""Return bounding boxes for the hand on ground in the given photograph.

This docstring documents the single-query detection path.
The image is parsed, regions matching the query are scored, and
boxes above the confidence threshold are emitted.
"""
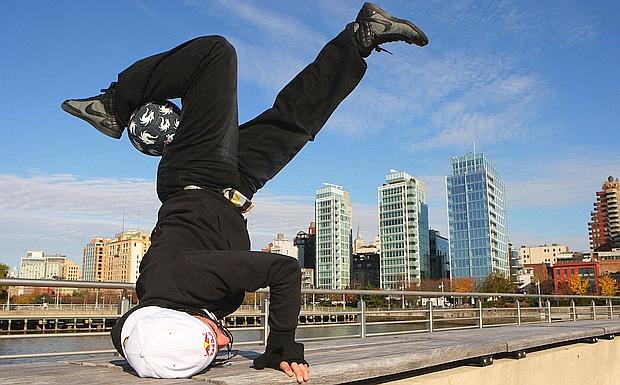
[280,361,310,383]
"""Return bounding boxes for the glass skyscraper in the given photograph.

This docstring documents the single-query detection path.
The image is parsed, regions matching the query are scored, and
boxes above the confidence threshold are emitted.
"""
[379,170,430,289]
[315,184,352,289]
[447,153,508,282]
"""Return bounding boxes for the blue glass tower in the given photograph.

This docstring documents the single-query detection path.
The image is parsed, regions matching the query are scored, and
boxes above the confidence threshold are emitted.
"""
[446,153,508,283]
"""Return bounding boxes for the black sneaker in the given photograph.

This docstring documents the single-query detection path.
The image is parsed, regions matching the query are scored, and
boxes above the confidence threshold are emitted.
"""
[355,2,429,56]
[61,82,123,139]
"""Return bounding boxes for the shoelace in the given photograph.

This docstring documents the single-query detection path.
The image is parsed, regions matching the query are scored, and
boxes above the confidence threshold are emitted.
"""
[99,83,118,117]
[375,46,393,55]
[357,18,395,55]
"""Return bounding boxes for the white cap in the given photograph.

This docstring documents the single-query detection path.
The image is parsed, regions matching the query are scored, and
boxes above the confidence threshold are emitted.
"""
[121,306,218,378]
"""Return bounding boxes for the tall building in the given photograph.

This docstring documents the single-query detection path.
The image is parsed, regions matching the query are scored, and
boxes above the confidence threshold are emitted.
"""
[519,244,569,265]
[378,169,430,289]
[293,222,316,269]
[294,222,316,289]
[315,184,352,289]
[105,230,150,283]
[82,237,110,281]
[589,176,620,251]
[351,252,380,289]
[508,242,521,284]
[262,233,298,258]
[429,229,450,280]
[447,153,508,282]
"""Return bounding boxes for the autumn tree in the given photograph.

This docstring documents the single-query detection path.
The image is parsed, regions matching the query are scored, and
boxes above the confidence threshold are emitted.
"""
[568,275,590,295]
[452,277,476,293]
[598,274,617,297]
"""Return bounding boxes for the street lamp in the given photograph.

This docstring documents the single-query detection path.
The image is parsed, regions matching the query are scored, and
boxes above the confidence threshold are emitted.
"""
[536,279,542,308]
[439,282,445,307]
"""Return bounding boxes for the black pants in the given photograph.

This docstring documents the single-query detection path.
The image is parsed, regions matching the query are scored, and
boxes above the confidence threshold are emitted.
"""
[115,24,367,202]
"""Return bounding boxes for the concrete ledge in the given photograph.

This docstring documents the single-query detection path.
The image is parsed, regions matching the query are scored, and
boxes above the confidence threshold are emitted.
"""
[3,319,620,384]
[385,338,620,385]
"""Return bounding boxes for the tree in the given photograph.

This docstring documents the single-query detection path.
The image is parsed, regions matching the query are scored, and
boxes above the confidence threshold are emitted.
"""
[568,275,590,295]
[480,272,515,294]
[419,278,451,293]
[452,277,475,293]
[359,282,387,308]
[0,263,8,301]
[599,274,617,297]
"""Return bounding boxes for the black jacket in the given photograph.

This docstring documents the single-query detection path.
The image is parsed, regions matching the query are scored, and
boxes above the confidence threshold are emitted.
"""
[111,188,304,367]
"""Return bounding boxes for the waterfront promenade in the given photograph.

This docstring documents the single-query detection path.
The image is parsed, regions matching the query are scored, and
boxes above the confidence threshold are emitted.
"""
[4,319,620,384]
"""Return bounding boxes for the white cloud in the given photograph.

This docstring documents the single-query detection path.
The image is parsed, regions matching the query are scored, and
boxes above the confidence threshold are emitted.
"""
[505,151,620,208]
[246,193,380,249]
[0,174,159,267]
[0,173,382,268]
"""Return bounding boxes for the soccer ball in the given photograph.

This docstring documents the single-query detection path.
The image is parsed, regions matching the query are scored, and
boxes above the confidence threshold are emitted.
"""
[127,101,181,156]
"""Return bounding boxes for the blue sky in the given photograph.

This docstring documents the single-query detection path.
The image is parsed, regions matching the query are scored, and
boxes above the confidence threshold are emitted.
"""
[1,0,619,269]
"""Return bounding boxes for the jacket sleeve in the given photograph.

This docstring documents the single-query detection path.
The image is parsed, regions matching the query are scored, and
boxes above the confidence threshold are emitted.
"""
[172,250,306,367]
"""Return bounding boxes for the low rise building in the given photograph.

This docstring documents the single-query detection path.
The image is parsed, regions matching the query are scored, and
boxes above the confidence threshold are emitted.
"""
[520,244,569,265]
[552,260,599,293]
[262,233,298,259]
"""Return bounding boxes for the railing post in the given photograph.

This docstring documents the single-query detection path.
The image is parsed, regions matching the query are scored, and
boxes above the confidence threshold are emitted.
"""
[592,300,596,320]
[358,300,366,339]
[428,300,434,333]
[609,299,613,320]
[516,299,521,326]
[478,298,483,329]
[571,300,576,322]
[546,300,552,323]
[261,297,270,345]
[118,290,129,315]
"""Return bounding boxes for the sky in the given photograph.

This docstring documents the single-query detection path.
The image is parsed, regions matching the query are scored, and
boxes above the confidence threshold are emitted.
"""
[1,0,619,269]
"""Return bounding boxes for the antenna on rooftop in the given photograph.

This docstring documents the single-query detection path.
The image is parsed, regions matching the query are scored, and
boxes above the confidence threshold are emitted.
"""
[122,210,125,233]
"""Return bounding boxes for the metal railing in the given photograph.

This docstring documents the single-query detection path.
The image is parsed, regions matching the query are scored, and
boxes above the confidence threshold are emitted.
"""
[2,278,620,360]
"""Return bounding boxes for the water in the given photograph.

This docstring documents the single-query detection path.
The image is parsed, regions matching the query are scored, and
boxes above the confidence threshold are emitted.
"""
[0,335,116,364]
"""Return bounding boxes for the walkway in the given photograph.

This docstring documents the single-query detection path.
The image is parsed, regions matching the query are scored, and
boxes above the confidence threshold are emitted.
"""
[3,319,620,385]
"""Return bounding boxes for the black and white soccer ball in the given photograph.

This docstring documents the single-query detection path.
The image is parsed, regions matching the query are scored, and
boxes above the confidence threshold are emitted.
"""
[127,101,181,156]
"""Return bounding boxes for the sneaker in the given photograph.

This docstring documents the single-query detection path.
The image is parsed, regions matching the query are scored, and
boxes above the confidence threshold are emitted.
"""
[355,2,429,56]
[61,82,123,139]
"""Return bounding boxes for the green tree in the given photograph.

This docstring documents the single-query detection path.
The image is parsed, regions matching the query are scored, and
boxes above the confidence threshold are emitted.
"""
[0,263,8,301]
[359,282,387,308]
[481,272,515,294]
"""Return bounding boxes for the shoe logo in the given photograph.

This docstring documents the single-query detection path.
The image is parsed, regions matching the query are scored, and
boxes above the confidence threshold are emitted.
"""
[85,102,107,118]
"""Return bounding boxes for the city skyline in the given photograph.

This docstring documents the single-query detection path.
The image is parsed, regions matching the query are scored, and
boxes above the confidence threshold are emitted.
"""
[2,1,619,268]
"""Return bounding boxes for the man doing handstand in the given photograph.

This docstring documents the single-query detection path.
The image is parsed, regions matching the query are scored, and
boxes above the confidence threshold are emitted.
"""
[62,3,427,383]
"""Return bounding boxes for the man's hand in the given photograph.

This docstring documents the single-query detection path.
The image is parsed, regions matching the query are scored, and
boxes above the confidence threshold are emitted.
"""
[280,361,310,383]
